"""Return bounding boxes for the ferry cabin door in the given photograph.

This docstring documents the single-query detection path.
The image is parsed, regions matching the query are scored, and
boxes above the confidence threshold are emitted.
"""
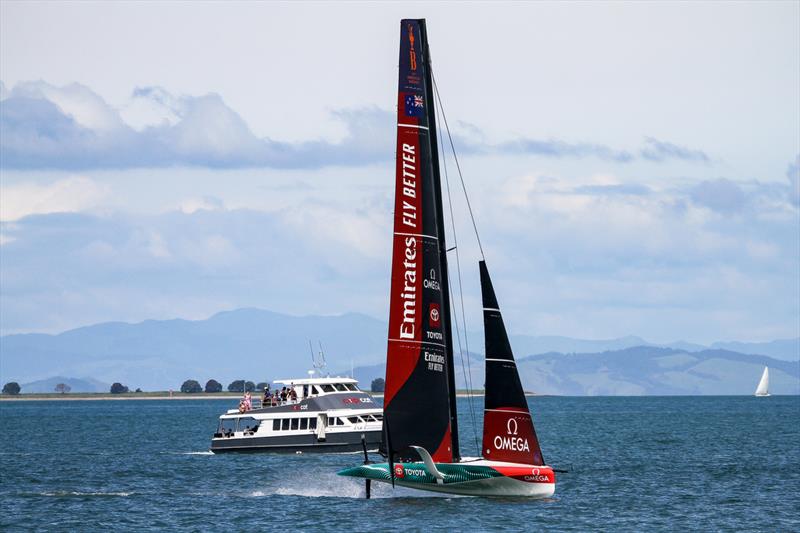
[316,413,327,441]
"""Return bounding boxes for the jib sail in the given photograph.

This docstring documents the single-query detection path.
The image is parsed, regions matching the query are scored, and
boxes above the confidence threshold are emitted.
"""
[480,260,545,465]
[382,19,455,463]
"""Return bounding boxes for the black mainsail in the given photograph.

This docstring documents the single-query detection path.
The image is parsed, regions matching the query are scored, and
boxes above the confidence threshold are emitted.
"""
[383,19,458,463]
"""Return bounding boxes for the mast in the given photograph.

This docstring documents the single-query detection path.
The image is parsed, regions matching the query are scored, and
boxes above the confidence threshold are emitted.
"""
[418,19,460,463]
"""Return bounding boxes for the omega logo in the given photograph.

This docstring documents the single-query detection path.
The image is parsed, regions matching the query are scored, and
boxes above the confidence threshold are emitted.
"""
[507,418,518,435]
[493,416,529,452]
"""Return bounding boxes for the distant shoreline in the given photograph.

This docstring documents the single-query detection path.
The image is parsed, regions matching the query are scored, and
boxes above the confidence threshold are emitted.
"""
[0,393,245,401]
[0,390,492,401]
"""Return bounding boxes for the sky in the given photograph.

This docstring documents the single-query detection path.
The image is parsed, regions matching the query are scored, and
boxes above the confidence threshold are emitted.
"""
[1,1,798,344]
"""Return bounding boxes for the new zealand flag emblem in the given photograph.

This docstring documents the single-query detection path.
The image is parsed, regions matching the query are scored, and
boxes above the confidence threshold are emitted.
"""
[404,94,424,117]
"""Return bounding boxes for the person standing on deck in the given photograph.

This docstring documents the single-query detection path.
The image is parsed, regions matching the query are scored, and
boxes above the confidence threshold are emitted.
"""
[243,391,252,411]
[262,386,270,406]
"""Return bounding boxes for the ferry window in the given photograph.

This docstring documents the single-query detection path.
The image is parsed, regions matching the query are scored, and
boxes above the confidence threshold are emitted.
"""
[238,417,257,431]
[302,385,309,397]
[281,419,290,431]
[300,418,308,430]
[345,384,358,391]
[313,386,324,395]
[310,418,317,429]
[338,417,346,426]
[327,415,336,425]
[374,414,383,421]
[291,418,299,430]
[347,416,359,424]
[221,419,236,433]
[334,384,347,392]
[321,384,335,393]
[273,419,280,431]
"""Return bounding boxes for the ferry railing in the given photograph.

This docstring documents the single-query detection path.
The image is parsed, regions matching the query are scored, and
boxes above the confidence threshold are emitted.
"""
[236,397,302,412]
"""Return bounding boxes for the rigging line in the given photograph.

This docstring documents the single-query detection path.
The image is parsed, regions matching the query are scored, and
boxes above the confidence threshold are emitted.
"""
[433,78,480,455]
[432,71,485,261]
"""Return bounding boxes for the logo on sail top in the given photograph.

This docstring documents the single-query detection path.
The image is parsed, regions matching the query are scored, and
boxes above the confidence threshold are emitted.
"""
[404,94,424,117]
[407,24,417,71]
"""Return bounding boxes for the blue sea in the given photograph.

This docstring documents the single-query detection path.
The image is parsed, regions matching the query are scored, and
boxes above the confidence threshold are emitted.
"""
[1,396,798,531]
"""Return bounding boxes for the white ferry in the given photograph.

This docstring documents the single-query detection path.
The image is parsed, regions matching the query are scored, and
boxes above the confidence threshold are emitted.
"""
[210,377,383,453]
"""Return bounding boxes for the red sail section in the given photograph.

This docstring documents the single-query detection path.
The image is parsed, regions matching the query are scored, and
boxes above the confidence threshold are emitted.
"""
[383,19,453,464]
[383,118,424,407]
[480,261,545,465]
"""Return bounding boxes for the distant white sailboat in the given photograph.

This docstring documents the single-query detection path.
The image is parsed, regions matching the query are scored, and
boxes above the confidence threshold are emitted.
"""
[754,366,770,397]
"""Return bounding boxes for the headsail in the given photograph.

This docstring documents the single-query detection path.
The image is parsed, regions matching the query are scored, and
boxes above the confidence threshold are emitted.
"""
[755,366,769,396]
[480,261,545,465]
[383,19,454,463]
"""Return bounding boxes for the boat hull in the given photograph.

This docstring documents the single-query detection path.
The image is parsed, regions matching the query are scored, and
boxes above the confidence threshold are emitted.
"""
[338,460,555,498]
[211,429,382,454]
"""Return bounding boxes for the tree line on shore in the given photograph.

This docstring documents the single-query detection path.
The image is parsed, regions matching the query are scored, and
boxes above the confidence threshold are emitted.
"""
[1,379,269,395]
[2,377,386,395]
[179,379,272,394]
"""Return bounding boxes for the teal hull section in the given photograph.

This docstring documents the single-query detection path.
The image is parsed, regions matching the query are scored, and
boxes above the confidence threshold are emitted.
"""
[338,461,556,497]
[338,462,502,485]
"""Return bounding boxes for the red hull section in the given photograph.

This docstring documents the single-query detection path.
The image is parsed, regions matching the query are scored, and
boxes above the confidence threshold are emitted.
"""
[491,465,555,484]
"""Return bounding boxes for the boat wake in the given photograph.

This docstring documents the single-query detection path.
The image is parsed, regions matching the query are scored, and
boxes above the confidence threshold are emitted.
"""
[247,471,390,499]
[39,491,133,497]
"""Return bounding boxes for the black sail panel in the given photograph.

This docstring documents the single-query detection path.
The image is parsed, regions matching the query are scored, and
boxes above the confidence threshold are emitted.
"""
[382,19,453,464]
[480,260,545,465]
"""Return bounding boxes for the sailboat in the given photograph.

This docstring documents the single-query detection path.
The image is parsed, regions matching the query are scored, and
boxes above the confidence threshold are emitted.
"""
[337,19,556,498]
[754,366,770,397]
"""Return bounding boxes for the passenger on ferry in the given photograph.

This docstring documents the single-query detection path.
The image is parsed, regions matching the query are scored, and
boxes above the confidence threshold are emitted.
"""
[289,385,297,402]
[262,386,270,405]
[243,391,252,411]
[280,387,287,403]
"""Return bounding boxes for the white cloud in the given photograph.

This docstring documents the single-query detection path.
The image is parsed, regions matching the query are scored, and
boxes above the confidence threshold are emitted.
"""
[178,196,224,214]
[0,176,109,221]
[11,81,125,132]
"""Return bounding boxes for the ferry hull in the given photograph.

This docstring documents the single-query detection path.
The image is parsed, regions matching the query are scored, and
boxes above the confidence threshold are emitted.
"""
[211,429,382,454]
[338,461,555,498]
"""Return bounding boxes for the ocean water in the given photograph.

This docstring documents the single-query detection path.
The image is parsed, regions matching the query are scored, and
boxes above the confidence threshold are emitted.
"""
[1,396,798,531]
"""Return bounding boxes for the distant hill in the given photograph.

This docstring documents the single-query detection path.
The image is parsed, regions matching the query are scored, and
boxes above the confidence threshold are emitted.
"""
[1,307,797,393]
[1,308,387,391]
[709,339,800,361]
[349,347,799,396]
[20,376,109,394]
[516,347,799,396]
[506,335,799,362]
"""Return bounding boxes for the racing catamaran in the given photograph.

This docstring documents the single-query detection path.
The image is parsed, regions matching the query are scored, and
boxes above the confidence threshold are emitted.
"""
[337,18,556,498]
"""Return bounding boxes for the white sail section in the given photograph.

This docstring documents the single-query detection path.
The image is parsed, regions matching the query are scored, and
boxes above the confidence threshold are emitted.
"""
[754,366,770,396]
